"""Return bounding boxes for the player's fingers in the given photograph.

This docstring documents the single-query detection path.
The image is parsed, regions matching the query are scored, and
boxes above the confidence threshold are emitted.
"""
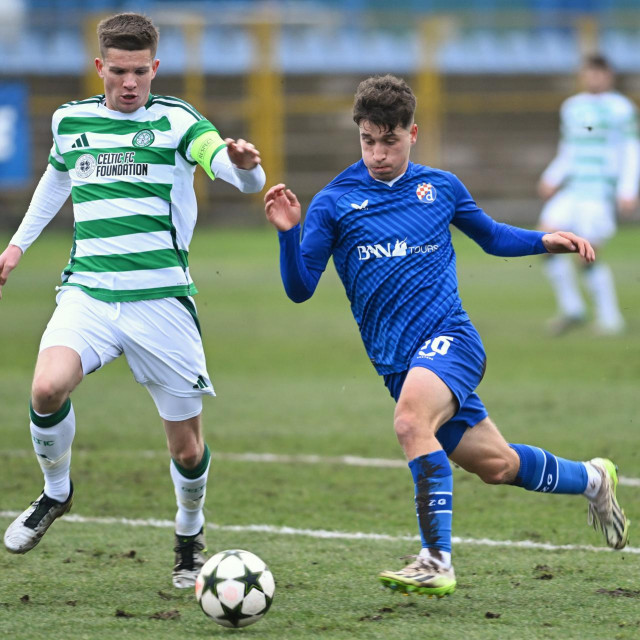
[581,240,595,262]
[284,189,299,206]
[557,232,577,252]
[263,184,281,198]
[263,184,286,202]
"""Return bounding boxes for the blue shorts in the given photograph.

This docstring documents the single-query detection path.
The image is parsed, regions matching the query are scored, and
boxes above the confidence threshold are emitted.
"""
[383,320,489,455]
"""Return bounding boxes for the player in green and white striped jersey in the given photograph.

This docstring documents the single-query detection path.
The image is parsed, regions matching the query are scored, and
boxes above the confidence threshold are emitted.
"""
[0,12,265,588]
[538,54,639,335]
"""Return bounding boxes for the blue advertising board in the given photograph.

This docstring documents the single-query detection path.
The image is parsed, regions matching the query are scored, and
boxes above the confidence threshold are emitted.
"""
[0,84,30,187]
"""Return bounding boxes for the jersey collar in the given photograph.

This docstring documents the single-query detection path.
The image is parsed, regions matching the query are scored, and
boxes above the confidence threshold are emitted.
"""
[360,160,415,187]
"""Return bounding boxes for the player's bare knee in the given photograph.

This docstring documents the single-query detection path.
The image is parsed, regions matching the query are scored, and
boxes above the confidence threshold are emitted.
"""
[31,375,68,414]
[393,408,434,448]
[172,445,204,471]
[393,409,417,444]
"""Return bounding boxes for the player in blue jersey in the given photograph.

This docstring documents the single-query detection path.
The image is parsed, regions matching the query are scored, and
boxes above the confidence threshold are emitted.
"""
[264,75,629,597]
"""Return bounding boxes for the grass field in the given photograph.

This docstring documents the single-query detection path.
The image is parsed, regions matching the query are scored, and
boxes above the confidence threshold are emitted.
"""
[0,225,638,639]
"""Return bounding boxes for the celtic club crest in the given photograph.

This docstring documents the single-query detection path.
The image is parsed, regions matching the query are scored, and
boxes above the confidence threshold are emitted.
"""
[416,182,437,203]
[75,153,96,178]
[132,129,155,148]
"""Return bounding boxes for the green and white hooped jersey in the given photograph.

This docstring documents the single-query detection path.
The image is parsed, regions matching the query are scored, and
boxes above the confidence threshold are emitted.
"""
[49,94,223,302]
[543,91,640,201]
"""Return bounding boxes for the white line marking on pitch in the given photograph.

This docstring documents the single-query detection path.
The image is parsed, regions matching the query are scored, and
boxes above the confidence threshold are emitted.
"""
[2,449,639,487]
[0,510,637,555]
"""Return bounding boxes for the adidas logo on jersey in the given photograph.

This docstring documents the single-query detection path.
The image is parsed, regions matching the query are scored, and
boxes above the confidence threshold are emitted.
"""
[351,199,368,210]
[71,134,90,149]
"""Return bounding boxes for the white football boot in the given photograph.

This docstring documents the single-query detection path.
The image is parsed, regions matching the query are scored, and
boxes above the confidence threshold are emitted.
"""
[4,483,73,554]
[587,458,629,549]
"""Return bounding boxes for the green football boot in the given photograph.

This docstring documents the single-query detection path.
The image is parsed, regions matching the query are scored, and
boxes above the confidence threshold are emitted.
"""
[379,555,456,597]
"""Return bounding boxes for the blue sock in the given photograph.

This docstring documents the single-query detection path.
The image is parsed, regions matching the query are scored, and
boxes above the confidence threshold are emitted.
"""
[510,444,587,494]
[408,450,453,553]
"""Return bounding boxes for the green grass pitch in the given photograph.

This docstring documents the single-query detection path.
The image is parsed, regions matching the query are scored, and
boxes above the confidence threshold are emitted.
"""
[0,225,638,639]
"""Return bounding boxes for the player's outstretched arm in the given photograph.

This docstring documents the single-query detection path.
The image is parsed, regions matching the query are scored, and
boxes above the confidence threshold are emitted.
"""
[264,184,302,232]
[0,244,24,300]
[542,231,595,262]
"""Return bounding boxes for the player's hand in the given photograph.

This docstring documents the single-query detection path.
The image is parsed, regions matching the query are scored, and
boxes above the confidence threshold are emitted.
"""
[225,138,261,170]
[264,184,301,232]
[537,179,557,201]
[541,231,595,263]
[617,196,638,218]
[0,244,23,300]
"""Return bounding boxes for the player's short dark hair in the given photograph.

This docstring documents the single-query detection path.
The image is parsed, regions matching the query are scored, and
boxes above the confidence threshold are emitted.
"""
[352,74,416,132]
[583,53,612,72]
[97,13,159,57]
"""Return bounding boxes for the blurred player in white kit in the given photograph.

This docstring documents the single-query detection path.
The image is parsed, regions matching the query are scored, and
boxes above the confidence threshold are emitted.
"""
[538,53,639,335]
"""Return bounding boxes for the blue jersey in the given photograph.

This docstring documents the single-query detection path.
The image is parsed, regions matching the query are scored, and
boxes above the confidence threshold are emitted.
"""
[278,159,546,375]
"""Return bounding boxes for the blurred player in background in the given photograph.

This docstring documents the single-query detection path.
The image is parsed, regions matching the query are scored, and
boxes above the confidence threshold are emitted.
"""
[0,12,265,588]
[538,53,639,335]
[265,74,629,598]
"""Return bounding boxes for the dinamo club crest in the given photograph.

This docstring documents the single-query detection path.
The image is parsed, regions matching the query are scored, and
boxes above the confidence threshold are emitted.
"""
[416,182,437,203]
[132,129,155,148]
[75,153,96,178]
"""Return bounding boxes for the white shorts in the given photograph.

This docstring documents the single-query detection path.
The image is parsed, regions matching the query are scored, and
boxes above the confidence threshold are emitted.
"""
[539,191,616,247]
[40,288,215,416]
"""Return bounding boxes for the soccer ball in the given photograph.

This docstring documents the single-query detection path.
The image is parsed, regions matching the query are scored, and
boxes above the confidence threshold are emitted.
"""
[195,549,275,628]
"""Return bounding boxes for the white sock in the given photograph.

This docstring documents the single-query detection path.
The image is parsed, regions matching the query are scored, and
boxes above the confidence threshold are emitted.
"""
[170,446,211,536]
[583,264,624,330]
[544,255,586,318]
[30,399,75,502]
[583,462,603,500]
[419,547,451,569]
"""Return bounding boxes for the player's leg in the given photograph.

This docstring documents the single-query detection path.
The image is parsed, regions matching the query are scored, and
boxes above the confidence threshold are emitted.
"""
[4,347,83,553]
[582,259,625,334]
[378,324,486,596]
[539,194,586,334]
[149,388,211,589]
[449,417,629,549]
[121,295,214,588]
[575,200,624,334]
[4,288,119,554]
[583,262,624,333]
[163,408,210,588]
[543,254,587,333]
[378,367,458,596]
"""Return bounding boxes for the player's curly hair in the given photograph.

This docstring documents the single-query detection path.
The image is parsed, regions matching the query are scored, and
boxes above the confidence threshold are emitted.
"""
[352,74,416,132]
[97,13,159,57]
